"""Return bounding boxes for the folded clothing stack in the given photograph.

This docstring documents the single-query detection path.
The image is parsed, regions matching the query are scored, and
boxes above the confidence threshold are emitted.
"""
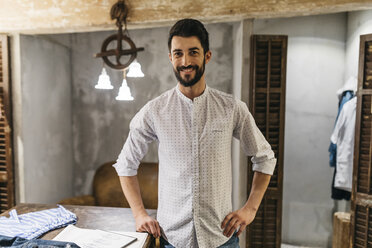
[0,205,77,239]
[0,234,80,248]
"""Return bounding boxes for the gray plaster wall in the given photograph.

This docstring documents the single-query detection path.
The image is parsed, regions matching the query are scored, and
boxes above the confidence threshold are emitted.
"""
[20,34,73,203]
[254,13,347,247]
[70,23,234,196]
[345,10,372,82]
[231,19,254,248]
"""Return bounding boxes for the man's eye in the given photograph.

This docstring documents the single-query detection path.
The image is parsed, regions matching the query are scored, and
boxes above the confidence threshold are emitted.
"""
[191,51,198,55]
[174,52,182,57]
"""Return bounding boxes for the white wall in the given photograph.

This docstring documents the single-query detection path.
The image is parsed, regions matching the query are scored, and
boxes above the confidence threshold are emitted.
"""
[20,35,74,203]
[254,13,347,247]
[345,10,372,82]
[232,19,253,248]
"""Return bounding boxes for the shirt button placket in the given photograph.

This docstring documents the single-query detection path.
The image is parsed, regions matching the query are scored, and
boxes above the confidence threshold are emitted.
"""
[192,100,201,243]
[191,103,196,216]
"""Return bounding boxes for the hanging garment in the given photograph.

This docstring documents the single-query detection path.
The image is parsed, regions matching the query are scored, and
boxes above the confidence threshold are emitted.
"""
[330,97,357,192]
[328,90,354,167]
[328,76,357,167]
[331,167,351,200]
[336,76,357,99]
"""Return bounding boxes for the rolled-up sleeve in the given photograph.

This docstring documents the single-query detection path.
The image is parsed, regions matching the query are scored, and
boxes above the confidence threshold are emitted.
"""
[233,100,276,175]
[113,103,157,176]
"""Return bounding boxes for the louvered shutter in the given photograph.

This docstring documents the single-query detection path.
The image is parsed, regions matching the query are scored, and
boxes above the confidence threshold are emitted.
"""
[351,33,372,248]
[246,35,287,248]
[0,35,14,213]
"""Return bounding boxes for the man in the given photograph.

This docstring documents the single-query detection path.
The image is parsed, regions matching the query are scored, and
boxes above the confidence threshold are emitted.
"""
[113,19,276,248]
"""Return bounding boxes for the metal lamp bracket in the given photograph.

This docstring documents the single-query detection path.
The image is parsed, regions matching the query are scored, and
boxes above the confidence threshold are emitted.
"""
[94,0,144,70]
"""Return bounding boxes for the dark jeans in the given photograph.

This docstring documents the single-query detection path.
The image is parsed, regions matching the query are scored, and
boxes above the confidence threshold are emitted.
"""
[160,233,239,248]
[0,235,80,248]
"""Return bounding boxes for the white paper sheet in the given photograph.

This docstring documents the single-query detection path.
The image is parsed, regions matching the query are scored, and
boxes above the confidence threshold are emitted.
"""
[111,231,148,248]
[53,225,139,248]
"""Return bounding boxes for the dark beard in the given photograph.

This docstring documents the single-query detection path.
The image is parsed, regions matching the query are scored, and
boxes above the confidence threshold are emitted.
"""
[174,59,205,87]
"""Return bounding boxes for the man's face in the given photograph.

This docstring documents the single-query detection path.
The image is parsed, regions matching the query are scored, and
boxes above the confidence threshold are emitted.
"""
[169,36,211,87]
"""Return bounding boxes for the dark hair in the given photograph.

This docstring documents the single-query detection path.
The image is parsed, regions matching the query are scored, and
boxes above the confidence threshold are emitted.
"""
[168,19,209,54]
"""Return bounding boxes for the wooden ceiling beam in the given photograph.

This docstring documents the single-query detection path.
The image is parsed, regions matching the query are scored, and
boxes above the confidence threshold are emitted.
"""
[1,0,372,34]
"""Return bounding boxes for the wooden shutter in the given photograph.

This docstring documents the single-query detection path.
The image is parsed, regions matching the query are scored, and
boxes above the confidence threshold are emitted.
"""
[0,35,14,213]
[351,33,372,248]
[246,35,287,248]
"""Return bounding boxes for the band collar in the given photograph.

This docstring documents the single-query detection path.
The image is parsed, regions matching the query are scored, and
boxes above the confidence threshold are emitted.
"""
[176,84,209,104]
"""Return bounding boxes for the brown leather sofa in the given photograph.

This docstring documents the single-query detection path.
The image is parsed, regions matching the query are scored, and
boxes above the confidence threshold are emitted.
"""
[59,161,158,209]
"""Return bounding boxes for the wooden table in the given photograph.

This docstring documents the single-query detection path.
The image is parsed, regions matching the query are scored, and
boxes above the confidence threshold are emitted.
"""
[1,203,157,248]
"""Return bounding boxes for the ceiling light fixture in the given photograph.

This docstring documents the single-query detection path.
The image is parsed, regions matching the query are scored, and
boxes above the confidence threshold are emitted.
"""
[94,0,144,70]
[116,70,134,101]
[95,68,114,90]
[127,59,145,78]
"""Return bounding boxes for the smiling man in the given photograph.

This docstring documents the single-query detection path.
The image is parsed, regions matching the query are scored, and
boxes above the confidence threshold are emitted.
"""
[113,19,276,248]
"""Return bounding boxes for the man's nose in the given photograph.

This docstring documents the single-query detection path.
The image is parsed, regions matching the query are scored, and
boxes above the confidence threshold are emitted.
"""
[181,54,191,66]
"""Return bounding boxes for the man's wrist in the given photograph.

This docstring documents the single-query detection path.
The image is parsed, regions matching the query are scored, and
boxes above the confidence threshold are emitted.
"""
[133,209,148,219]
[242,204,258,213]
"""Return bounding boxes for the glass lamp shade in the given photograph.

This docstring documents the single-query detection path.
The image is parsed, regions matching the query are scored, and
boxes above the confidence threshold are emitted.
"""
[116,78,134,101]
[95,68,114,89]
[127,59,145,77]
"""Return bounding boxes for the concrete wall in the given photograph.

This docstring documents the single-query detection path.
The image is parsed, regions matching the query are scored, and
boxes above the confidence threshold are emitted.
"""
[254,13,347,247]
[345,10,372,82]
[20,34,74,203]
[69,23,234,196]
[231,19,254,248]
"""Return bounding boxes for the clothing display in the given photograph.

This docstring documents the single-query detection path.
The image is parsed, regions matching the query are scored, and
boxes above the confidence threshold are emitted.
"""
[329,76,357,200]
[114,85,276,247]
[0,234,80,248]
[336,76,357,98]
[330,97,357,192]
[328,75,357,168]
[0,205,77,239]
[328,90,354,167]
[331,167,351,200]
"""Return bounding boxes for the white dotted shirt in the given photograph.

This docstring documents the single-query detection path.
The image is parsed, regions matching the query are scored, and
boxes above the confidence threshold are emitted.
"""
[113,85,276,248]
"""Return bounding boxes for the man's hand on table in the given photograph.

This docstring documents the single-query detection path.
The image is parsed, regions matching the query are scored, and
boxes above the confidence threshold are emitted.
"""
[135,213,161,238]
[221,206,257,237]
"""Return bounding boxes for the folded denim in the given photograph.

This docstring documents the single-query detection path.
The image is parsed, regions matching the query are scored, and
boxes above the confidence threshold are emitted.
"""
[0,205,77,239]
[0,234,80,248]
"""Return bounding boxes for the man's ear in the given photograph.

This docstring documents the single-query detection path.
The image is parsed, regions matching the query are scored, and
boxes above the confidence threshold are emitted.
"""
[169,53,172,62]
[205,51,212,64]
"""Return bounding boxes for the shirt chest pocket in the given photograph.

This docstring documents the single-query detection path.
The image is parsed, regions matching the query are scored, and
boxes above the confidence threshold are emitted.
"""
[210,122,229,134]
[205,122,231,156]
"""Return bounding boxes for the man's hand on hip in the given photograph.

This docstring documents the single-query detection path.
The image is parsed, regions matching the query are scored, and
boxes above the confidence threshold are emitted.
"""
[221,172,271,237]
[221,206,257,237]
[135,213,161,238]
